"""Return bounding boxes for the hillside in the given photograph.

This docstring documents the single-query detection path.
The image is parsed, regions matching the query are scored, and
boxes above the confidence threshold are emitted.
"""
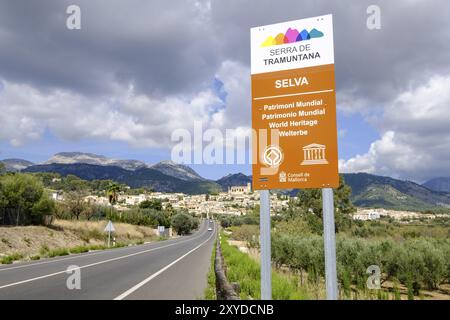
[216,173,252,190]
[23,163,221,194]
[150,160,204,181]
[422,177,450,193]
[0,219,157,258]
[343,173,450,210]
[219,172,450,211]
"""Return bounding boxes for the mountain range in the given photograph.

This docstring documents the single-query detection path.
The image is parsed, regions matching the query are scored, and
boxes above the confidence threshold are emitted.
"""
[44,152,147,171]
[422,177,450,193]
[0,158,35,172]
[2,152,450,211]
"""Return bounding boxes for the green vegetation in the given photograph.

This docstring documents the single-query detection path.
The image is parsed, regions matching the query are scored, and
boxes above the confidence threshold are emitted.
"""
[271,234,449,295]
[47,248,69,258]
[222,175,450,299]
[344,173,450,212]
[0,173,56,225]
[107,182,120,205]
[25,164,223,195]
[220,232,309,300]
[30,172,126,195]
[171,212,199,235]
[218,214,259,228]
[139,199,163,211]
[204,240,217,300]
[0,252,23,264]
[352,184,440,212]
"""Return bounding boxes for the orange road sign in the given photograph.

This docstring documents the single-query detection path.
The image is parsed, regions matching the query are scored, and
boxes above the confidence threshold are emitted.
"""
[251,14,339,189]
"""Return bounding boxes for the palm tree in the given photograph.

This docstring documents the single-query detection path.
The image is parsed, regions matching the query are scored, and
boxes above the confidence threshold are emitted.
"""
[107,182,121,220]
[107,183,120,205]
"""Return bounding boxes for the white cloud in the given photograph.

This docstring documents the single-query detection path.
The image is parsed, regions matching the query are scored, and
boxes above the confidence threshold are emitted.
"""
[0,79,223,148]
[0,60,251,149]
[340,76,450,182]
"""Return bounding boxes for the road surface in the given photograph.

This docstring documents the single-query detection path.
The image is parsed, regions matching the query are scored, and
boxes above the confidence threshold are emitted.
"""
[0,220,216,299]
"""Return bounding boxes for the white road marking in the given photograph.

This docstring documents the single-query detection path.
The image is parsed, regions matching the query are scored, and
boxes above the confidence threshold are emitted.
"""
[114,225,215,300]
[0,224,210,290]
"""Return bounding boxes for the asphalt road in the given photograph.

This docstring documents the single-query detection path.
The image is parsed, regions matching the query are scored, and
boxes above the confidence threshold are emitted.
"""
[0,220,216,300]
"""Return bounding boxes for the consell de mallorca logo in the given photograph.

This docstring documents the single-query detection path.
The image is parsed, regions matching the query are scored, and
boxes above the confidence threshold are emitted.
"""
[261,27,324,47]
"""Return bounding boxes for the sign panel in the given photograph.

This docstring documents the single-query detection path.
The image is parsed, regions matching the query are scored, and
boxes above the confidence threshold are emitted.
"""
[251,14,339,190]
[104,220,115,233]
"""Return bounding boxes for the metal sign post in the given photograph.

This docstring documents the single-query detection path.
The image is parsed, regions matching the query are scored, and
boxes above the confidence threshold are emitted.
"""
[322,188,338,299]
[260,190,272,300]
[104,220,115,248]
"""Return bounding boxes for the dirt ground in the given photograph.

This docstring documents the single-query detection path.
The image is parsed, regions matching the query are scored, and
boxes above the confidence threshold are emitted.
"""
[0,219,158,258]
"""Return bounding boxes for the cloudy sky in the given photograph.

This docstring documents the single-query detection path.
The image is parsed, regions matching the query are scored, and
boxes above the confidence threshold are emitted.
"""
[0,0,449,182]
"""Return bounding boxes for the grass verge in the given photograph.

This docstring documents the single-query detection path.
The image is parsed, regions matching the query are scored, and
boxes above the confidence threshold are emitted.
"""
[204,239,217,299]
[0,252,23,264]
[220,232,309,300]
[1,241,137,264]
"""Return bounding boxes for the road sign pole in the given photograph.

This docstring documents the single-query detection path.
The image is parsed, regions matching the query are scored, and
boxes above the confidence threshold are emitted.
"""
[322,187,338,299]
[260,189,272,300]
[108,230,111,248]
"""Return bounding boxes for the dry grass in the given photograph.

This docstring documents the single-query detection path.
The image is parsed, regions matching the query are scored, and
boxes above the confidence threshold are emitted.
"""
[53,219,156,242]
[0,219,157,261]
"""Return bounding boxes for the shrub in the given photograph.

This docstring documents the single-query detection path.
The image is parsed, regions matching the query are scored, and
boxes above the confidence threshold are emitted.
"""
[47,248,69,257]
[0,173,56,226]
[70,246,90,254]
[0,252,23,264]
[271,233,450,292]
[171,213,197,235]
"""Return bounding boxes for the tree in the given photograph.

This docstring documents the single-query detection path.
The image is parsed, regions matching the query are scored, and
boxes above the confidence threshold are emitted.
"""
[65,190,87,220]
[107,182,120,205]
[164,202,175,218]
[171,213,196,235]
[0,163,5,175]
[63,174,89,192]
[31,196,55,224]
[0,173,54,225]
[139,199,162,211]
[82,203,100,221]
[293,175,355,232]
[141,209,170,227]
